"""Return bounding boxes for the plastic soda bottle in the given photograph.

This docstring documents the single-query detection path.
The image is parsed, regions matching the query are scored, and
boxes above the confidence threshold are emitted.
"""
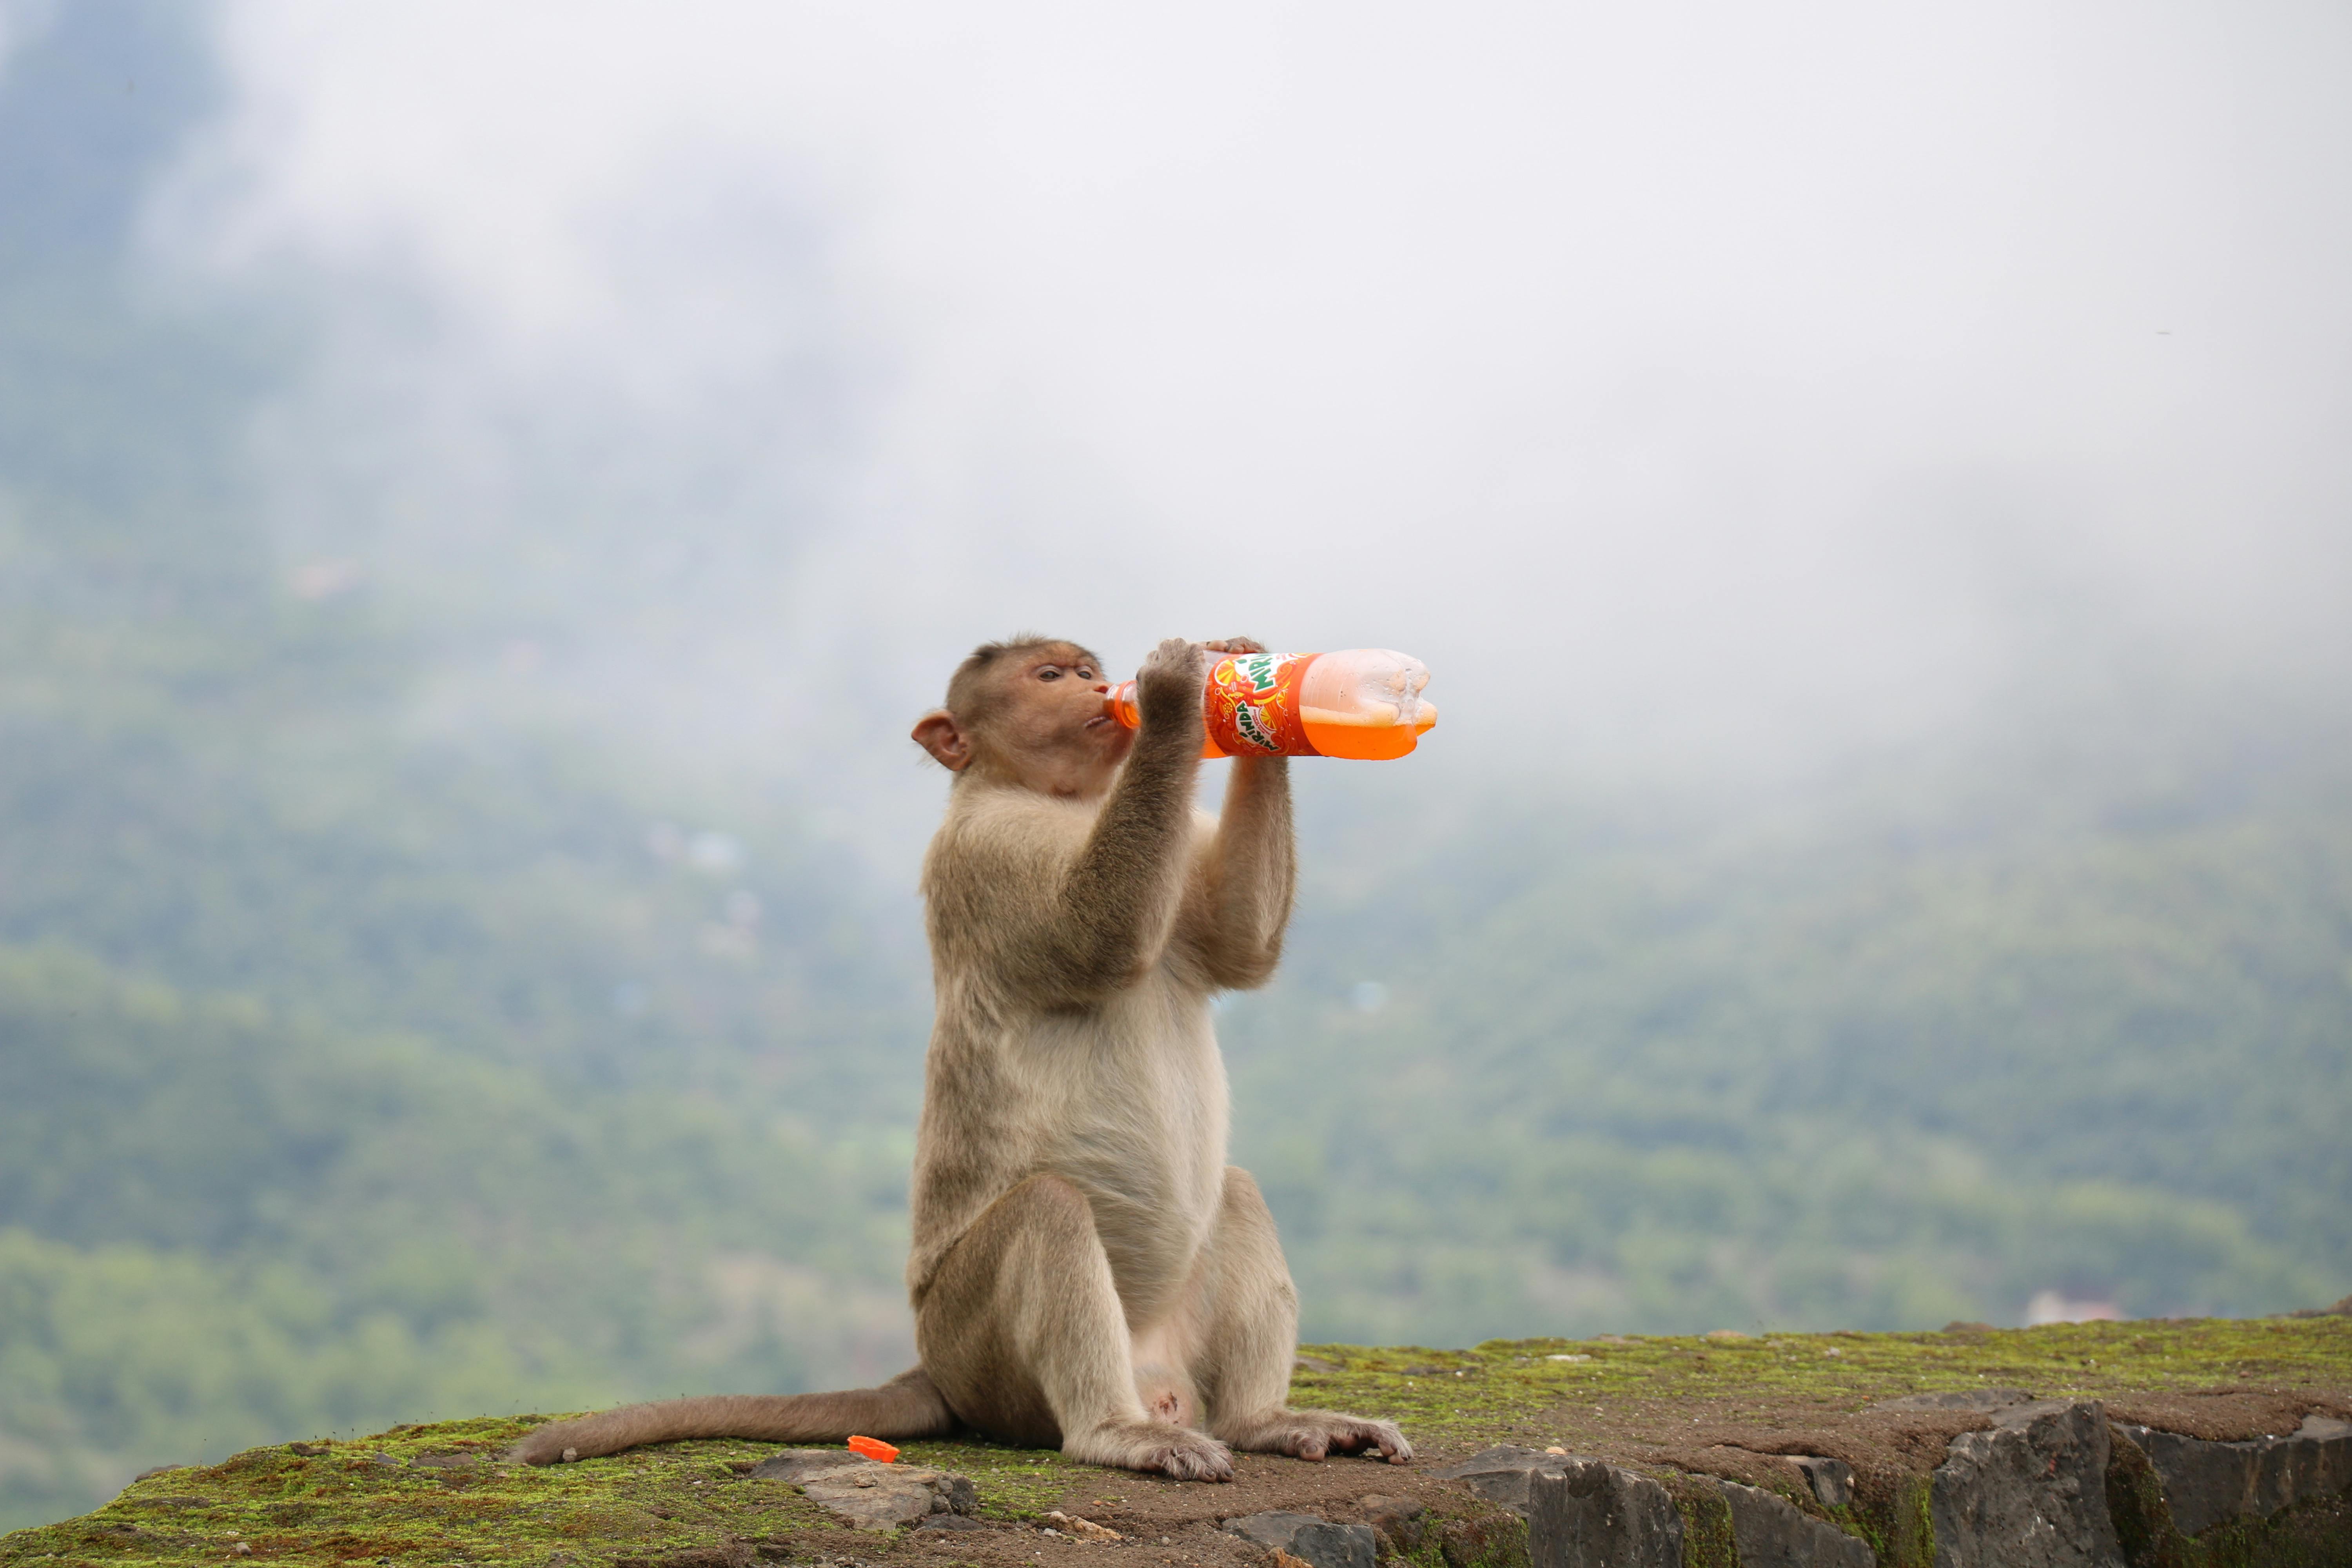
[1104,649,1437,760]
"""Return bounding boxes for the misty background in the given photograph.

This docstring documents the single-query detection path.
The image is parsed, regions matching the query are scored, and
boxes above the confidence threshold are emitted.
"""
[2,0,2347,1531]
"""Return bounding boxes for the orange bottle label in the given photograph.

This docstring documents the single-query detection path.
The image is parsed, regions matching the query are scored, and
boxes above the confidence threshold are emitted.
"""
[847,1435,899,1463]
[1205,652,1322,757]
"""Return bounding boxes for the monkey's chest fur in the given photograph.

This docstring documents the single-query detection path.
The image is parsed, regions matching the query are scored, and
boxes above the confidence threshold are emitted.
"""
[911,976,1232,1325]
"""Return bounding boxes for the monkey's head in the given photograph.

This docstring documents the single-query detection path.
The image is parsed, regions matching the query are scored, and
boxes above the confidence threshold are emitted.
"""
[913,636,1130,799]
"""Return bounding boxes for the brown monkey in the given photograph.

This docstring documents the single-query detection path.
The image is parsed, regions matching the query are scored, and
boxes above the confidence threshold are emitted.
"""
[510,635,1408,1480]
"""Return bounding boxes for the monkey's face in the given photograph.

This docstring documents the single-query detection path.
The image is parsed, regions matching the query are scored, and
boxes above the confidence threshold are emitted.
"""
[989,646,1131,797]
[915,642,1132,796]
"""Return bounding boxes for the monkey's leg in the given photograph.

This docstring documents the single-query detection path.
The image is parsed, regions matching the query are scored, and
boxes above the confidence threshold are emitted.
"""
[1189,1167,1413,1465]
[918,1173,1235,1482]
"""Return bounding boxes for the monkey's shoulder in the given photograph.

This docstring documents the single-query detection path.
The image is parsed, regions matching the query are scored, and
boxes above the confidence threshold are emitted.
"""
[925,785,1097,870]
[923,786,1218,873]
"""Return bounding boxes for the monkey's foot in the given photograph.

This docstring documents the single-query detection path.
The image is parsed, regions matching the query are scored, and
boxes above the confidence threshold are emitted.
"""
[1220,1407,1413,1465]
[1064,1420,1235,1482]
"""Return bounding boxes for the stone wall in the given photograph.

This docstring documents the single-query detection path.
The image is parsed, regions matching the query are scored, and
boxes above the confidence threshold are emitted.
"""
[1430,1401,2352,1568]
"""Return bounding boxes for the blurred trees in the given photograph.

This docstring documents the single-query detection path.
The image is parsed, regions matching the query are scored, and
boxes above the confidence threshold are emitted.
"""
[1230,759,2352,1343]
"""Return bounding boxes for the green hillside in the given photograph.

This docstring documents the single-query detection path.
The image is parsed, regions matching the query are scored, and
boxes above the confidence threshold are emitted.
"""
[0,7,917,1530]
[0,515,925,1528]
[1233,762,2352,1344]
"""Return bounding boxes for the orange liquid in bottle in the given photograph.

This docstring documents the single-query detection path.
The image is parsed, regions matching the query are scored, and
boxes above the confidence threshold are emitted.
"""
[1105,649,1436,760]
[1298,703,1436,760]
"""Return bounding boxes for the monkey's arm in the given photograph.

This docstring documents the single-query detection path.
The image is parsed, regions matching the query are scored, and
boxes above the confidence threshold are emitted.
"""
[1179,754,1297,989]
[941,640,1206,1007]
[1052,712,1205,995]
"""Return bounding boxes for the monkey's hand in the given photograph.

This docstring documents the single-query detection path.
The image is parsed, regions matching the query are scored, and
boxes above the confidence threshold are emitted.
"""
[1202,637,1267,656]
[1136,636,1207,735]
[1064,1418,1236,1482]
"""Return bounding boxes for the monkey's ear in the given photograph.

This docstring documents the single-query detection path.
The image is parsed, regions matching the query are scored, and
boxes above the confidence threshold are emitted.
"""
[912,711,973,771]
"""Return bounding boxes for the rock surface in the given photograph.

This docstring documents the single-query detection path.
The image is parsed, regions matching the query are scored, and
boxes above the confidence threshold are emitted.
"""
[1421,1394,2346,1568]
[1357,1492,1430,1554]
[744,1449,872,1483]
[1433,1445,1570,1512]
[1788,1455,1854,1508]
[1525,1456,1685,1568]
[913,1511,994,1532]
[1436,1445,1690,1568]
[1708,1478,1875,1568]
[8,1321,2348,1568]
[1438,1441,1880,1568]
[745,1448,976,1532]
[1222,1509,1378,1568]
[2115,1412,2352,1538]
[1929,1400,2122,1568]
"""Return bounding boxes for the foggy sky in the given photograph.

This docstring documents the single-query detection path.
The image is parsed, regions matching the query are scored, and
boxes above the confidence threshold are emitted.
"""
[109,0,2352,837]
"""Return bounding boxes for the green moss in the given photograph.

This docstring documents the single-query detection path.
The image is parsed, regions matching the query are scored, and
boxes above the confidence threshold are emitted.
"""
[886,1439,1106,1523]
[1292,1320,2349,1568]
[1290,1318,2352,1452]
[0,1418,854,1568]
[1816,1470,1933,1568]
[2108,1423,2186,1568]
[1659,1474,1736,1568]
[1897,1475,1937,1568]
[4,1321,2346,1567]
[1425,1504,1528,1568]
[2180,1495,2352,1568]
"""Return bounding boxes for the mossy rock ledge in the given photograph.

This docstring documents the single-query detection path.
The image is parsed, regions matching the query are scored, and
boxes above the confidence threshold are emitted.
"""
[8,1319,2350,1568]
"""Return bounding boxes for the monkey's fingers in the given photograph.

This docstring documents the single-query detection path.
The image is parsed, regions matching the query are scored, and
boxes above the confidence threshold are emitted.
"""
[1136,637,1209,721]
[1202,638,1267,656]
[1149,1439,1236,1483]
[1069,1420,1233,1482]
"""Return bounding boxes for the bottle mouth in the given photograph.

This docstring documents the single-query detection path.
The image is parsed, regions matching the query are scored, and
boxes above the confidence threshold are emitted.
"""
[1103,681,1140,729]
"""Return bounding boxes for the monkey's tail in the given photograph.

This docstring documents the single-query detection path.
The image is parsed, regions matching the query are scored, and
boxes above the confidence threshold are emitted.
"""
[505,1366,955,1466]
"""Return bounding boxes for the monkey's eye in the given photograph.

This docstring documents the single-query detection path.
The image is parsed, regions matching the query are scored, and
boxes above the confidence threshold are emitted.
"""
[1038,667,1062,681]
[1076,666,1096,680]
